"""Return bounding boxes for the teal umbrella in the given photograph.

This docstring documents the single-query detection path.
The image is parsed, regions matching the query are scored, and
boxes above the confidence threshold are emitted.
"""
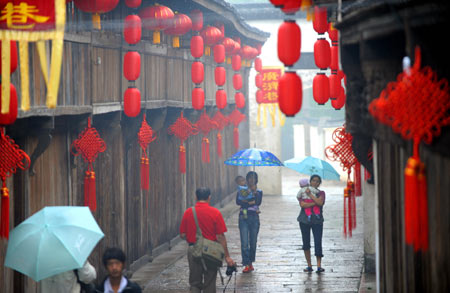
[4,206,104,282]
[284,156,340,181]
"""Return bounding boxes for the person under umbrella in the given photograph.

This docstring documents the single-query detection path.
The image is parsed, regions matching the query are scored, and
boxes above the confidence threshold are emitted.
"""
[41,260,96,293]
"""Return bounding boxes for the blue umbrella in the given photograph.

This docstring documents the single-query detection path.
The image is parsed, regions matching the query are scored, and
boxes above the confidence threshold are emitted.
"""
[284,156,340,181]
[4,206,104,282]
[224,148,284,167]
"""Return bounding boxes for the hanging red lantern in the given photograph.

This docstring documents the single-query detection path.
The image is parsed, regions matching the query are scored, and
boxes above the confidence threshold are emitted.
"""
[254,57,262,72]
[125,0,141,8]
[191,61,204,84]
[213,44,225,64]
[232,39,241,56]
[233,74,243,90]
[190,9,203,32]
[232,54,241,71]
[330,45,339,72]
[269,0,286,8]
[281,0,301,14]
[223,38,236,57]
[0,41,18,74]
[216,89,227,109]
[123,14,142,45]
[278,20,301,66]
[235,92,245,109]
[278,71,302,117]
[255,73,263,88]
[74,0,120,30]
[314,39,331,69]
[201,26,222,55]
[190,35,204,58]
[139,4,174,44]
[124,87,141,117]
[329,74,341,99]
[328,23,339,44]
[0,83,18,125]
[123,51,141,81]
[165,13,192,48]
[313,74,329,105]
[331,86,346,110]
[313,6,328,34]
[192,87,205,110]
[256,89,264,104]
[215,66,226,86]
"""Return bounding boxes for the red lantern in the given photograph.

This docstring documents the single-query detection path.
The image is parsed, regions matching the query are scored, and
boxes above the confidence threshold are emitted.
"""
[329,74,341,100]
[331,45,339,71]
[255,74,263,88]
[254,57,262,72]
[232,39,241,56]
[190,35,204,58]
[235,92,245,108]
[331,86,346,110]
[201,26,223,47]
[165,13,192,48]
[124,87,141,117]
[233,74,243,90]
[313,6,328,34]
[314,39,331,69]
[191,61,204,84]
[223,38,235,56]
[74,0,120,29]
[0,83,18,125]
[125,0,141,8]
[281,0,301,14]
[278,71,302,117]
[190,9,203,32]
[139,5,174,44]
[232,54,241,71]
[215,66,226,86]
[270,0,285,7]
[123,51,141,81]
[256,89,264,104]
[278,20,301,66]
[123,15,142,45]
[0,41,18,74]
[216,90,227,109]
[192,87,205,110]
[313,74,330,105]
[328,23,339,45]
[214,44,225,64]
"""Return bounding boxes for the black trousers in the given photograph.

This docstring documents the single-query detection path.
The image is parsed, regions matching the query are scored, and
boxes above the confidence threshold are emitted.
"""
[299,222,324,257]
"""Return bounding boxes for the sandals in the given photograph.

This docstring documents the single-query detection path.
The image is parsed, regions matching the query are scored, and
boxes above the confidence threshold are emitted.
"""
[303,266,313,272]
[316,267,325,273]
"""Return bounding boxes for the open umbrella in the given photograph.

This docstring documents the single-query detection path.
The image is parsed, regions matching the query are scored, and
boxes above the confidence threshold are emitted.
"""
[284,156,340,181]
[224,148,284,167]
[4,206,104,282]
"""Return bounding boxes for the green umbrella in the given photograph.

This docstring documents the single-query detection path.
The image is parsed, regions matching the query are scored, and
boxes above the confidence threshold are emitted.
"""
[4,206,104,282]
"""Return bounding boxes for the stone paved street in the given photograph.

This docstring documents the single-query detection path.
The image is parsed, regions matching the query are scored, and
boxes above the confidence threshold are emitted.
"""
[132,170,365,292]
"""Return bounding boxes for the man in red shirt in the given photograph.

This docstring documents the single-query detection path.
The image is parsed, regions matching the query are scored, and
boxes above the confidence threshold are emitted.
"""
[180,187,235,292]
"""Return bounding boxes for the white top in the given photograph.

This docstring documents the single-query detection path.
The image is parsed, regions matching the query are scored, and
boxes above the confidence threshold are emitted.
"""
[40,261,96,293]
[104,276,128,293]
[296,186,319,201]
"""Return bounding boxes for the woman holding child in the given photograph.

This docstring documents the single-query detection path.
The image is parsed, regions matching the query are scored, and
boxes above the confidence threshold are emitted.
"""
[297,174,326,273]
[235,171,262,273]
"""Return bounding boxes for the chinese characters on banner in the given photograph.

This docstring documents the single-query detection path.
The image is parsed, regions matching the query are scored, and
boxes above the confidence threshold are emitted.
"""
[257,67,285,127]
[0,0,65,114]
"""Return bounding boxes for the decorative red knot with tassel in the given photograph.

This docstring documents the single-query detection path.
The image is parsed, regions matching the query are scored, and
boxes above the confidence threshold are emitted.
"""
[138,114,157,191]
[212,111,229,158]
[168,112,198,173]
[369,47,450,252]
[325,125,359,238]
[71,118,106,212]
[227,108,246,150]
[0,127,30,239]
[195,110,218,163]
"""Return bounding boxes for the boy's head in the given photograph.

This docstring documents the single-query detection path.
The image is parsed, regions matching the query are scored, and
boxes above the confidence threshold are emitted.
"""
[235,176,246,186]
[196,187,211,201]
[299,178,309,188]
[103,247,126,279]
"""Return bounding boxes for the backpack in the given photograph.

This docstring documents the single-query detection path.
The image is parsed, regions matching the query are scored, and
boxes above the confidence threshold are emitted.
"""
[74,269,96,293]
[191,207,225,269]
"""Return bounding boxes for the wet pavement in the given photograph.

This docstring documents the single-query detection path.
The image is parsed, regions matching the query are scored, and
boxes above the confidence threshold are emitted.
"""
[132,170,369,292]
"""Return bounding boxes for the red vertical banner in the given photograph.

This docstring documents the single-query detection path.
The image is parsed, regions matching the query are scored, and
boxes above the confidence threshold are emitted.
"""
[257,67,285,127]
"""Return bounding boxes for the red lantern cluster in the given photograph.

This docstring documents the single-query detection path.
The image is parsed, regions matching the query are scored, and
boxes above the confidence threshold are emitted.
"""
[254,56,264,105]
[0,41,18,125]
[232,54,245,109]
[190,10,205,110]
[328,23,346,110]
[214,40,227,109]
[312,6,330,105]
[139,4,174,44]
[123,1,142,117]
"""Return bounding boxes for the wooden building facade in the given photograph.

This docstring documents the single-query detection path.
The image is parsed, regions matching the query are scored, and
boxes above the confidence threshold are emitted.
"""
[0,1,268,291]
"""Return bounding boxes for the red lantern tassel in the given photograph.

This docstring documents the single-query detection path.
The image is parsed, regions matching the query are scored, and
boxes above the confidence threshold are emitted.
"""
[343,187,348,238]
[404,156,420,246]
[347,182,353,237]
[417,161,429,251]
[233,127,239,149]
[141,157,150,190]
[84,171,90,208]
[217,133,222,158]
[354,163,362,196]
[205,138,210,163]
[1,184,10,239]
[201,138,207,163]
[89,171,96,212]
[179,145,186,173]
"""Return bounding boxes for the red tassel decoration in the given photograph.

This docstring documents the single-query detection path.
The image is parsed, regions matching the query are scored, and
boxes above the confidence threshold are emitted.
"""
[343,186,348,238]
[217,133,222,158]
[1,185,9,239]
[201,138,210,163]
[404,156,420,246]
[85,171,96,212]
[233,127,239,150]
[354,162,362,196]
[347,185,353,237]
[179,145,186,173]
[417,161,428,251]
[140,157,150,190]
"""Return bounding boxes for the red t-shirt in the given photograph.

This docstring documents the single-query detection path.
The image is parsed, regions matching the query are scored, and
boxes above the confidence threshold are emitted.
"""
[179,202,227,244]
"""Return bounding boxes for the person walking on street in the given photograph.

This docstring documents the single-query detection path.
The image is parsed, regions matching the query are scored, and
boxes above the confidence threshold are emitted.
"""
[96,247,142,293]
[40,260,96,293]
[297,174,326,273]
[180,187,236,293]
[236,171,263,273]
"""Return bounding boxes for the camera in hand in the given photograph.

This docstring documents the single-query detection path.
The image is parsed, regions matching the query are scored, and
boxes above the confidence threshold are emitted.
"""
[226,265,237,276]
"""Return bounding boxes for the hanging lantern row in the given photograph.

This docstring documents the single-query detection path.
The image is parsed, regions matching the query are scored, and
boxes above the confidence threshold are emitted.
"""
[312,6,330,106]
[214,43,228,110]
[232,54,245,109]
[190,10,205,110]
